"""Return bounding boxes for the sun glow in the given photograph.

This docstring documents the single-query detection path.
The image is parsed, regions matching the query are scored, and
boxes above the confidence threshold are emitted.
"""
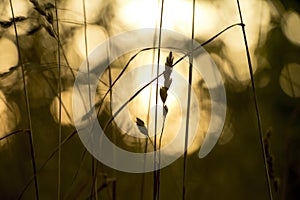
[109,51,204,155]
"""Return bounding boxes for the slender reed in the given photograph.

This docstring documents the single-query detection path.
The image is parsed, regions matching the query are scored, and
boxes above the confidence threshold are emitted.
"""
[140,23,158,200]
[0,129,30,141]
[182,1,195,199]
[81,0,98,198]
[157,51,174,198]
[18,130,77,199]
[102,23,243,133]
[94,23,242,121]
[236,1,273,199]
[54,1,62,199]
[154,1,165,199]
[8,0,39,199]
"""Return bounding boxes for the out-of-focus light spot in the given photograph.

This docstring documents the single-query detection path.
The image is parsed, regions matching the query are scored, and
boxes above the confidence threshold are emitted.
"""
[220,47,258,84]
[171,1,220,38]
[64,42,83,72]
[60,0,106,24]
[0,0,31,35]
[114,0,219,38]
[73,25,107,59]
[0,37,18,74]
[279,63,300,98]
[195,3,220,38]
[256,72,271,88]
[0,91,20,145]
[1,0,30,20]
[50,89,74,126]
[221,0,272,51]
[64,25,107,72]
[282,10,300,46]
[255,56,271,88]
[115,0,159,29]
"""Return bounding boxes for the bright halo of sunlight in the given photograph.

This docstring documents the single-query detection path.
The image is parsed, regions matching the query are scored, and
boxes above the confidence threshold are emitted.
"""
[115,0,219,38]
[282,10,300,46]
[279,63,300,98]
[0,37,18,74]
[168,1,219,38]
[0,91,20,145]
[193,2,220,38]
[128,84,180,137]
[109,49,206,155]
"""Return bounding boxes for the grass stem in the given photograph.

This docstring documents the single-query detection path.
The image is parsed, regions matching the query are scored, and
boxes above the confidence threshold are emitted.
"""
[154,1,165,199]
[182,1,195,199]
[9,0,39,199]
[236,1,273,199]
[54,1,62,199]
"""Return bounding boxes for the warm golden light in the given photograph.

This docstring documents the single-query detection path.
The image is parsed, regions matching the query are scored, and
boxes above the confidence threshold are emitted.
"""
[0,37,18,74]
[114,0,220,38]
[282,10,300,46]
[73,25,107,59]
[280,63,300,98]
[2,0,30,20]
[60,0,106,24]
[50,89,74,126]
[108,50,205,155]
[0,91,20,145]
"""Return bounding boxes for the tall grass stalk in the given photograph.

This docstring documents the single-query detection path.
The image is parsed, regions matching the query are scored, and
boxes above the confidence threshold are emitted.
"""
[0,129,30,141]
[182,1,195,199]
[157,51,174,199]
[140,24,158,200]
[236,1,273,199]
[18,130,77,199]
[99,22,242,115]
[54,1,62,199]
[8,0,39,199]
[102,23,243,133]
[154,1,165,199]
[81,0,98,198]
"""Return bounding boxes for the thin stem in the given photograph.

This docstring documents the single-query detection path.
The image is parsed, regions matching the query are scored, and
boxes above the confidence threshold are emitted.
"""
[112,179,116,200]
[93,23,242,122]
[157,112,166,199]
[154,1,164,199]
[236,1,273,200]
[18,130,77,200]
[0,129,30,141]
[54,1,62,199]
[182,1,195,199]
[8,0,39,199]
[81,0,97,198]
[91,161,99,199]
[102,23,244,134]
[82,0,92,110]
[40,71,73,122]
[141,15,159,200]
